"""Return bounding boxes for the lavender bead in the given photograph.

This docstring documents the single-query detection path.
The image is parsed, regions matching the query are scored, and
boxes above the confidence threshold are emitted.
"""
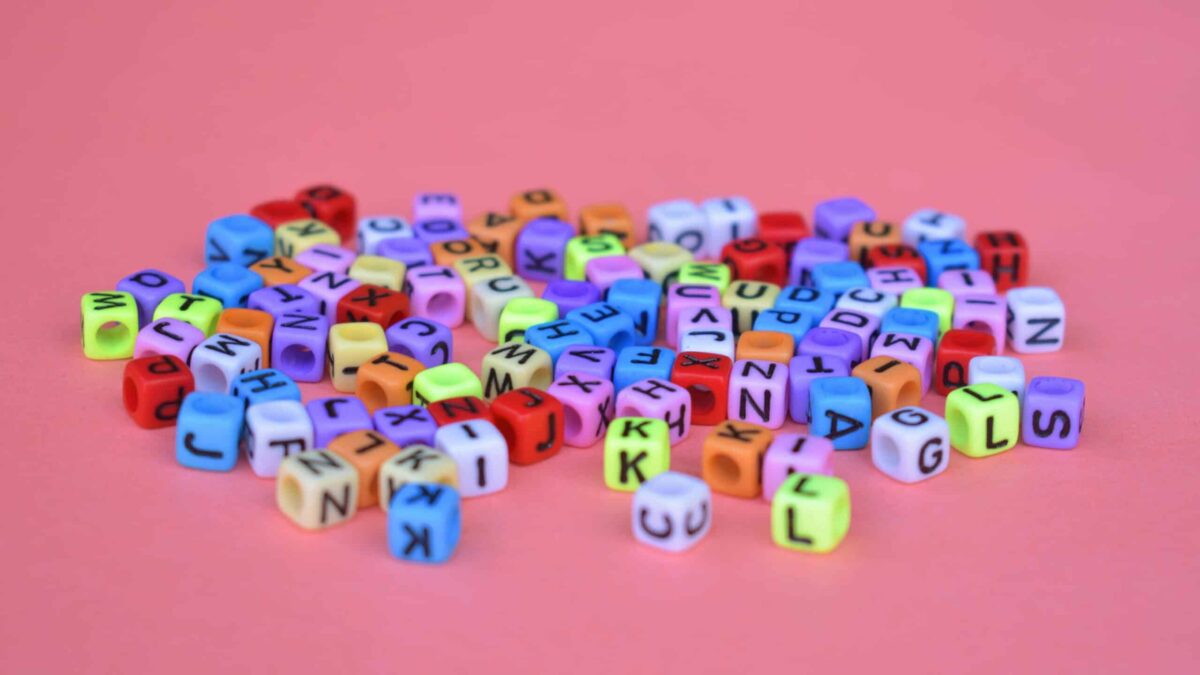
[818,308,880,362]
[117,269,186,326]
[297,271,360,322]
[813,197,875,242]
[586,255,644,292]
[134,317,205,361]
[871,332,935,394]
[378,237,434,270]
[413,218,469,243]
[798,327,863,368]
[554,346,616,381]
[867,266,924,293]
[385,317,453,367]
[271,311,329,382]
[787,354,850,423]
[247,284,321,318]
[516,218,574,281]
[373,404,438,447]
[953,293,1006,355]
[728,359,789,429]
[413,192,462,223]
[306,397,373,447]
[938,269,996,298]
[542,279,603,316]
[1021,377,1085,449]
[789,237,850,287]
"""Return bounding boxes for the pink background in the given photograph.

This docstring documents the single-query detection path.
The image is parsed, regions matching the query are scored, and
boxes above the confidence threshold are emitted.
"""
[3,1,1198,671]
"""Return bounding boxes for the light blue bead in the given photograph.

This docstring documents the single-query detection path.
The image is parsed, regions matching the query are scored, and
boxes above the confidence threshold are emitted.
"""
[809,376,872,450]
[176,392,244,471]
[387,483,461,564]
[881,307,940,345]
[526,319,595,362]
[231,369,301,405]
[753,309,814,344]
[613,346,675,393]
[193,263,264,309]
[811,262,868,298]
[917,238,980,285]
[776,285,835,320]
[205,214,274,267]
[566,302,637,352]
[607,279,661,346]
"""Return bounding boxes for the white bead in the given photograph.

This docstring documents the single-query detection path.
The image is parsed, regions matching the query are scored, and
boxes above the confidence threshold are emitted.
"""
[968,356,1026,403]
[189,333,263,393]
[700,196,757,259]
[244,400,314,478]
[869,406,950,483]
[679,329,735,360]
[675,306,733,349]
[434,420,509,497]
[1005,287,1065,353]
[902,209,966,246]
[468,275,533,341]
[631,471,712,553]
[275,450,359,529]
[647,199,707,256]
[835,287,898,318]
[357,215,413,255]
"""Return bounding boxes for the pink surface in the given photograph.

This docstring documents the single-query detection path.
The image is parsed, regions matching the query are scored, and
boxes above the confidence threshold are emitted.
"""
[3,1,1198,671]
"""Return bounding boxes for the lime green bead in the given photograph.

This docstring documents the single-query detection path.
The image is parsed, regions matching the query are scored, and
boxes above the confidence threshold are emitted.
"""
[153,292,223,336]
[944,383,1019,458]
[771,472,850,553]
[604,417,670,491]
[677,262,732,293]
[901,287,954,336]
[80,291,139,360]
[412,362,483,407]
[497,298,559,344]
[564,234,625,280]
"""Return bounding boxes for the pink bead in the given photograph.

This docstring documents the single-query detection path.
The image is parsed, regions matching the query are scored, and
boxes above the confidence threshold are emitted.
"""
[871,332,935,393]
[295,244,357,274]
[867,266,924,293]
[403,265,466,328]
[761,434,834,501]
[134,317,205,361]
[547,371,615,447]
[938,269,996,298]
[818,308,880,362]
[953,293,1005,354]
[297,271,361,322]
[665,284,722,347]
[675,306,733,348]
[728,359,789,429]
[585,255,644,292]
[614,378,692,443]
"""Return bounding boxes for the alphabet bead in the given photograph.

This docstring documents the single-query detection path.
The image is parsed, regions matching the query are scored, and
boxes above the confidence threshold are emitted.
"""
[702,197,757,258]
[385,317,453,368]
[812,261,869,297]
[579,203,635,245]
[585,255,644,293]
[787,354,850,424]
[866,265,924,293]
[798,327,862,369]
[373,405,438,448]
[271,312,328,382]
[244,400,313,478]
[809,376,871,450]
[295,184,356,241]
[328,322,388,392]
[231,368,301,407]
[298,271,361,322]
[605,417,670,491]
[526,320,595,362]
[606,279,661,346]
[880,306,940,347]
[554,346,615,381]
[356,215,413,255]
[413,192,463,225]
[835,287,898,318]
[378,446,459,512]
[615,378,691,443]
[454,254,512,291]
[900,288,955,337]
[387,483,462,563]
[818,308,880,362]
[1022,377,1085,450]
[728,359,789,429]
[275,219,340,258]
[135,317,205,361]
[702,420,772,498]
[678,262,732,293]
[205,214,274,266]
[968,356,1026,403]
[789,238,850,287]
[348,255,406,291]
[851,356,922,419]
[81,291,140,360]
[354,352,425,411]
[491,387,565,465]
[720,238,787,285]
[176,392,244,471]
[404,265,466,328]
[871,332,935,394]
[412,362,483,407]
[276,450,359,529]
[613,346,674,393]
[541,279,603,316]
[755,211,810,254]
[870,406,950,483]
[1006,287,1065,353]
[515,218,574,281]
[902,209,966,246]
[679,329,735,360]
[866,244,927,280]
[937,269,995,299]
[934,329,996,395]
[564,234,625,280]
[469,275,534,341]
[566,302,637,352]
[413,217,469,243]
[248,284,320,318]
[123,355,194,428]
[647,199,707,255]
[328,430,402,508]
[628,241,693,286]
[848,221,902,264]
[753,309,813,346]
[945,294,1004,354]
[548,371,615,447]
[676,306,733,349]
[944,383,1020,458]
[771,473,851,553]
[813,196,874,241]
[775,285,835,319]
[723,280,780,333]
[632,472,711,553]
[498,298,558,344]
[216,309,273,366]
[974,231,1029,292]
[511,187,568,223]
[307,397,372,447]
[918,239,980,287]
[336,284,409,328]
[251,199,309,228]
[667,284,724,346]
[378,237,434,270]
[481,342,554,400]
[190,333,263,393]
[193,263,264,309]
[431,238,488,268]
[762,435,834,501]
[465,212,522,266]
[295,244,356,275]
[736,330,794,364]
[435,420,509,498]
[117,269,186,326]
[670,351,732,425]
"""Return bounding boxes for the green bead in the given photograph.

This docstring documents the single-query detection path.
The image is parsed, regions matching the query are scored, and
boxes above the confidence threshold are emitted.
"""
[497,298,559,344]
[944,383,1019,458]
[604,417,670,491]
[80,292,139,360]
[771,472,850,553]
[412,362,483,407]
[153,292,223,336]
[564,234,625,280]
[677,262,732,293]
[900,287,955,336]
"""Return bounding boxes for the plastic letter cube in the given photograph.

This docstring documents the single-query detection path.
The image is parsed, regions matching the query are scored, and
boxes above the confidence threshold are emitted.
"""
[428,396,492,428]
[542,279,603,317]
[434,420,508,498]
[1006,287,1065,353]
[606,279,661,346]
[776,285,835,319]
[787,354,850,424]
[935,329,996,395]
[231,368,301,407]
[813,197,874,241]
[176,392,244,471]
[414,192,462,224]
[702,196,757,258]
[215,309,273,366]
[206,214,274,266]
[385,317,453,368]
[276,450,359,529]
[250,256,312,287]
[676,306,732,346]
[677,262,732,293]
[968,356,1026,403]
[498,298,558,344]
[248,284,320,318]
[356,215,413,255]
[632,472,711,553]
[728,359,789,429]
[404,265,466,328]
[348,255,406,291]
[154,293,223,335]
[564,234,625,280]
[880,307,941,347]
[900,289,955,337]
[328,430,401,508]
[866,265,925,293]
[818,308,880,362]
[848,221,901,264]
[1022,377,1085,450]
[753,309,813,346]
[354,352,425,411]
[295,244,356,275]
[336,284,408,328]
[902,209,966,246]
[680,329,735,360]
[413,216,469,243]
[378,446,459,511]
[918,239,980,286]
[373,405,439,448]
[431,238,487,268]
[798,327,862,369]
[945,383,1020,458]
[591,253,647,290]
[723,281,780,333]
[454,254,512,292]
[548,372,615,447]
[387,484,461,563]
[809,377,871,450]
[480,342,553,400]
[771,473,851,553]
[836,287,898,318]
[275,219,340,258]
[117,269,186,326]
[870,407,951,483]
[852,356,922,419]
[412,362,483,407]
[81,291,139,359]
[670,352,732,425]
[975,231,1029,292]
[244,400,313,478]
[190,333,263,393]
[254,199,309,229]
[613,347,675,393]
[306,397,372,447]
[756,211,810,254]
[328,322,387,392]
[938,269,996,299]
[721,238,787,285]
[566,302,637,352]
[469,275,534,341]
[736,330,794,364]
[629,241,693,287]
[378,238,434,270]
[579,203,635,244]
[526,320,595,362]
[271,312,328,382]
[516,218,574,281]
[122,355,193,428]
[953,294,1006,353]
[511,187,568,223]
[604,417,670,491]
[789,238,849,287]
[762,435,834,501]
[867,244,927,279]
[295,184,356,241]
[135,317,205,361]
[615,378,691,443]
[298,271,361,322]
[647,199,706,255]
[554,346,616,381]
[667,284,723,346]
[491,387,565,465]
[466,211,522,265]
[812,261,868,298]
[702,420,772,498]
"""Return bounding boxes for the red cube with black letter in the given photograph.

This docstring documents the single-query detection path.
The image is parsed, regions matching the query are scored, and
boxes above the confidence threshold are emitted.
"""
[756,212,810,255]
[491,387,565,465]
[123,355,194,429]
[866,244,927,282]
[720,238,788,285]
[669,351,733,425]
[250,199,311,228]
[974,231,1029,291]
[295,184,357,242]
[336,284,409,328]
[428,396,494,427]
[935,329,996,395]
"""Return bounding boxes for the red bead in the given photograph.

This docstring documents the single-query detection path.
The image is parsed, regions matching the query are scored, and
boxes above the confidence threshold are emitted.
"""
[295,184,357,243]
[250,199,310,228]
[122,355,194,429]
[935,329,996,395]
[428,396,494,427]
[720,238,788,285]
[974,231,1029,292]
[336,284,409,328]
[491,387,565,465]
[756,212,810,254]
[866,244,928,282]
[669,351,733,425]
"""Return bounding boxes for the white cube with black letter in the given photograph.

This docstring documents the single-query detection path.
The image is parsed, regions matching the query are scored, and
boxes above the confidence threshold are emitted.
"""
[869,406,950,483]
[631,471,712,553]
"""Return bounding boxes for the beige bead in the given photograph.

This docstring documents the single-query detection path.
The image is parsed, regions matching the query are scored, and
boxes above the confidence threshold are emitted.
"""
[348,255,406,291]
[629,241,694,285]
[275,450,360,529]
[275,219,340,258]
[469,275,533,341]
[481,342,554,400]
[722,280,781,333]
[453,254,512,292]
[328,322,388,392]
[378,444,460,512]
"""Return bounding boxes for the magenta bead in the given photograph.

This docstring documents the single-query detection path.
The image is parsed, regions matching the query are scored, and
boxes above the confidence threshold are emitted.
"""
[403,265,466,328]
[586,255,644,292]
[818,308,880,362]
[871,331,935,393]
[547,371,615,447]
[866,266,924,293]
[953,293,1006,355]
[665,284,722,347]
[938,269,996,298]
[295,244,356,274]
[728,359,789,429]
[134,318,205,361]
[614,378,692,443]
[761,434,834,500]
[297,271,361,322]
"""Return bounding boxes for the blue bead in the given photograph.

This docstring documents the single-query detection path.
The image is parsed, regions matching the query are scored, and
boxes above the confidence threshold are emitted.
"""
[881,307,940,345]
[811,262,868,298]
[754,308,814,344]
[231,369,301,407]
[776,285,835,320]
[917,238,980,285]
[205,214,274,267]
[565,302,637,351]
[193,263,264,309]
[176,392,244,471]
[808,377,872,450]
[526,319,595,362]
[387,483,462,564]
[606,279,662,345]
[613,346,675,393]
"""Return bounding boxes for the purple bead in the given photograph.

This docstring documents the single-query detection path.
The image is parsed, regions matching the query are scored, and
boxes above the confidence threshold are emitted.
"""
[762,434,834,500]
[306,397,373,447]
[871,332,935,394]
[297,271,361,322]
[938,269,996,298]
[412,192,462,223]
[542,279,603,316]
[295,244,356,274]
[585,255,644,292]
[378,237,434,270]
[373,404,438,447]
[547,371,615,447]
[1021,377,1085,449]
[134,317,205,361]
[554,346,616,382]
[798,327,863,368]
[788,237,850,287]
[665,284,722,347]
[247,284,320,318]
[813,197,875,242]
[271,311,329,382]
[614,378,691,443]
[385,317,453,367]
[413,218,469,243]
[818,308,880,362]
[787,354,850,423]
[728,359,789,429]
[867,266,924,293]
[516,218,574,281]
[116,269,186,326]
[953,293,1005,354]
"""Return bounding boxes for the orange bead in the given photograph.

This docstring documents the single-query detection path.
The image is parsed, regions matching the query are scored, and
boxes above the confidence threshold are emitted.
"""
[215,309,274,367]
[852,355,923,419]
[735,330,794,364]
[466,212,523,266]
[431,238,487,268]
[848,221,902,264]
[510,188,569,224]
[701,420,773,498]
[354,352,425,412]
[250,256,312,286]
[328,430,401,508]
[579,203,635,246]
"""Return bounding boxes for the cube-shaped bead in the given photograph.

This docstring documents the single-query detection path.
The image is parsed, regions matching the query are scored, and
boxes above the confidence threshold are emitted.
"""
[818,308,880,362]
[679,329,736,360]
[952,294,1006,353]
[676,306,733,348]
[206,214,274,266]
[968,356,1026,403]
[387,484,461,563]
[349,255,406,291]
[852,356,922,419]
[81,291,140,360]
[510,187,568,223]
[702,420,772,498]
[190,333,263,393]
[702,197,757,259]
[918,239,980,286]
[276,450,359,529]
[480,342,553,400]
[295,244,356,275]
[469,275,534,341]
[665,284,721,345]
[356,215,413,255]
[548,371,614,447]
[275,219,340,258]
[385,317,453,368]
[306,397,372,447]
[271,312,328,382]
[632,472,711,553]
[723,280,780,333]
[900,288,955,337]
[797,327,862,369]
[1006,287,1066,353]
[413,217,470,244]
[812,261,868,298]
[516,218,574,281]
[670,352,732,425]
[336,284,408,328]
[428,395,493,429]
[431,238,489,268]
[615,378,691,443]
[466,212,523,266]
[579,203,635,245]
[788,237,850,287]
[813,196,874,241]
[526,320,595,362]
[498,297,558,344]
[647,199,707,255]
[787,354,850,424]
[230,368,301,407]
[295,184,356,241]
[881,306,941,347]
[542,279,603,317]
[152,293,226,338]
[412,362,483,407]
[945,383,1020,458]
[250,256,312,287]
[378,446,459,512]
[378,237,434,270]
[248,284,320,318]
[677,262,732,293]
[585,256,643,292]
[117,269,186,326]
[491,387,565,465]
[836,287,898,318]
[756,211,810,254]
[775,285,835,319]
[554,346,615,381]
[866,265,925,293]
[871,332,936,394]
[413,192,462,224]
[454,254,512,292]
[122,355,194,428]
[434,420,508,498]
[848,221,902,264]
[870,407,950,483]
[613,346,674,393]
[753,309,813,346]
[938,269,996,299]
[298,271,361,322]
[564,234,625,280]
[373,405,439,448]
[762,435,834,501]
[244,399,313,478]
[809,376,872,450]
[135,317,205,361]
[728,359,789,429]
[771,473,851,553]
[328,322,388,392]
[193,264,264,309]
[404,265,466,328]
[606,279,661,346]
[329,430,401,508]
[215,309,273,367]
[902,209,966,246]
[866,244,927,279]
[720,238,787,285]
[974,231,1029,292]
[736,330,794,364]
[935,329,996,395]
[604,417,670,491]
[176,392,244,471]
[628,241,693,287]
[566,302,637,352]
[1022,377,1085,450]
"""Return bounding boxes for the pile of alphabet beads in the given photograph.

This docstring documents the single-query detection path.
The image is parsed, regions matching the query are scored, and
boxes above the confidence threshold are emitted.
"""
[85,184,1087,563]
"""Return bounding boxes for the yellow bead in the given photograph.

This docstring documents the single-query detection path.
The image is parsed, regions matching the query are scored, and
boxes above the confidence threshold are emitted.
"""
[275,219,340,258]
[348,255,406,291]
[453,254,512,292]
[481,342,554,400]
[628,242,693,285]
[771,472,850,553]
[722,280,780,332]
[80,292,139,360]
[327,322,387,392]
[378,444,459,512]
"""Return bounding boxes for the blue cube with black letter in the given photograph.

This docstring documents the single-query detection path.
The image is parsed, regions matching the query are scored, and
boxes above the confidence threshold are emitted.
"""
[566,302,637,352]
[387,483,462,564]
[613,346,675,393]
[607,279,661,346]
[176,392,245,471]
[193,263,264,309]
[880,307,941,346]
[754,308,814,344]
[526,319,595,363]
[918,238,980,286]
[205,214,275,267]
[808,376,872,450]
[811,262,868,298]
